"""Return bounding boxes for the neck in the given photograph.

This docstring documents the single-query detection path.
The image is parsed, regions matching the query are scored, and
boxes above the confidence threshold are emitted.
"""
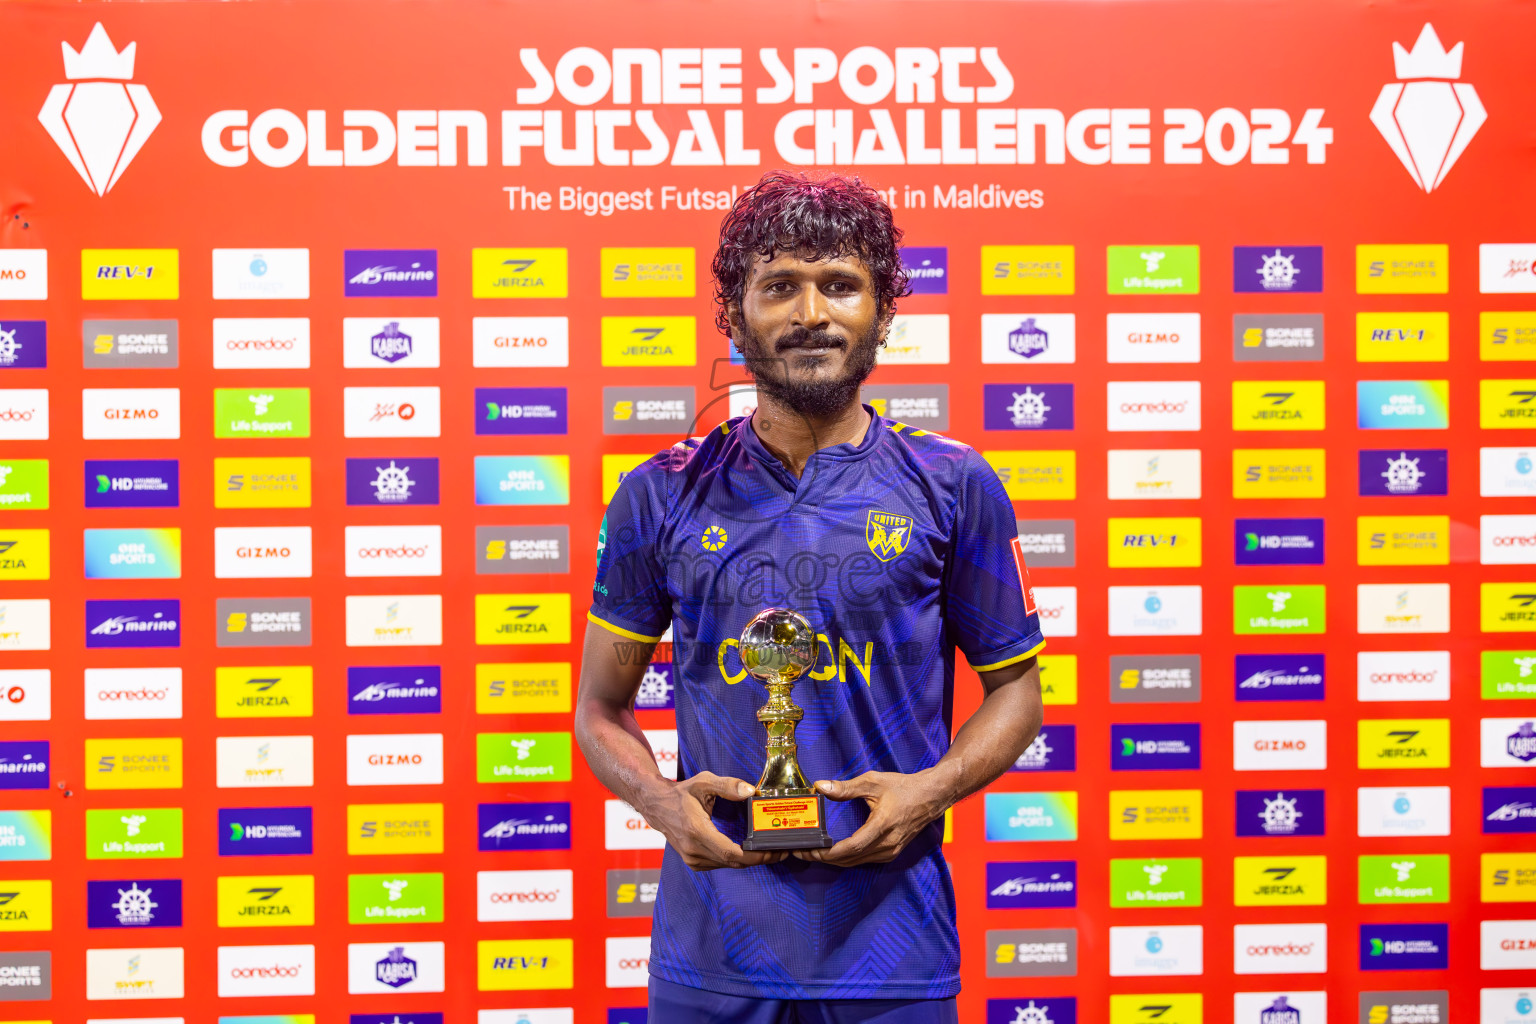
[748,393,871,478]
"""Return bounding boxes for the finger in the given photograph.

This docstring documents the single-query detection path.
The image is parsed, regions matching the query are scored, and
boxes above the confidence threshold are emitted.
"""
[815,772,881,801]
[685,772,757,801]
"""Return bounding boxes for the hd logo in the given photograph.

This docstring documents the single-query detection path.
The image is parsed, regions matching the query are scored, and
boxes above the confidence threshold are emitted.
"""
[599,316,696,367]
[215,874,315,926]
[471,248,568,298]
[473,594,571,645]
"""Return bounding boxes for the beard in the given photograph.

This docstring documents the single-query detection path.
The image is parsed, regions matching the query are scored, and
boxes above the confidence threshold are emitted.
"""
[736,318,883,419]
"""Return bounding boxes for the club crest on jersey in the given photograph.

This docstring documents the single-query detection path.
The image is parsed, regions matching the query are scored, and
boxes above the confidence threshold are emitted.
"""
[866,510,913,561]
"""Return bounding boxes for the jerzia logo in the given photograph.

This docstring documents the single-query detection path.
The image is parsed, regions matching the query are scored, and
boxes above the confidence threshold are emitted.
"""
[1370,23,1486,192]
[39,24,160,196]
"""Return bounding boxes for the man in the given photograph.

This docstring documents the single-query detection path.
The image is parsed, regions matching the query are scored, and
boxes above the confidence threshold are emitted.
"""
[575,171,1045,1022]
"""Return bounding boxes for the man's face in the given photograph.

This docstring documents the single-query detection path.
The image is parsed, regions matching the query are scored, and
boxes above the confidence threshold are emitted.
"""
[734,251,886,418]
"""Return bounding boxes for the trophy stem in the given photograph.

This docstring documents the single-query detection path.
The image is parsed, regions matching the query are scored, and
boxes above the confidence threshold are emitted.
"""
[754,680,812,797]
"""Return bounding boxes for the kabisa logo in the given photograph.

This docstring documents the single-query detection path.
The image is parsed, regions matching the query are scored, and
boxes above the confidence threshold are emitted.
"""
[1370,24,1485,192]
[1234,246,1323,293]
[0,322,46,369]
[983,383,1074,431]
[1010,725,1076,772]
[86,599,179,649]
[985,860,1078,909]
[86,878,182,928]
[1235,654,1326,702]
[374,946,417,988]
[1235,789,1326,837]
[1258,996,1302,1024]
[1359,449,1448,496]
[1009,318,1050,358]
[39,24,160,196]
[218,807,312,856]
[477,802,572,851]
[344,250,437,297]
[347,667,442,715]
[344,458,439,506]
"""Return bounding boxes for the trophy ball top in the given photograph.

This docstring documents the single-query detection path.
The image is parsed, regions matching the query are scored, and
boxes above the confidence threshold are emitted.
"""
[739,608,818,683]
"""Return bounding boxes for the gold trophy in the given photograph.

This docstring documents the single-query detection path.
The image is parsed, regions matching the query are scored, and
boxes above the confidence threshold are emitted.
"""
[738,608,835,852]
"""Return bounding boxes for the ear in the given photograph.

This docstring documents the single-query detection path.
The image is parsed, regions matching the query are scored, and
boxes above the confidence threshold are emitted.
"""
[725,302,746,352]
[874,302,897,349]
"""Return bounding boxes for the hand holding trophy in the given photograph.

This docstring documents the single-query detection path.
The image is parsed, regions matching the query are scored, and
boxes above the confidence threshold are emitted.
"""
[738,607,836,852]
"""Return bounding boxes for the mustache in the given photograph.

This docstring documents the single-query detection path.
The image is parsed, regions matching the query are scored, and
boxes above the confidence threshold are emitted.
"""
[775,326,847,351]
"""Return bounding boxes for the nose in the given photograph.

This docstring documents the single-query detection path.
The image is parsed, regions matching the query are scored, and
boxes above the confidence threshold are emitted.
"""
[789,282,832,332]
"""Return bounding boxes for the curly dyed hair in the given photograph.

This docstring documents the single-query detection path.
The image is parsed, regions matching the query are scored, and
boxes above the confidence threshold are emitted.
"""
[712,171,911,337]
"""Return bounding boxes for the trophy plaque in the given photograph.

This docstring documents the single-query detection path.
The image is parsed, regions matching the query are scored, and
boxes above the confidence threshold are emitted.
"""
[738,608,835,852]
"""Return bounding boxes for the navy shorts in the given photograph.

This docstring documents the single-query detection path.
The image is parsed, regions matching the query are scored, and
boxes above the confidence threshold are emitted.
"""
[647,976,960,1024]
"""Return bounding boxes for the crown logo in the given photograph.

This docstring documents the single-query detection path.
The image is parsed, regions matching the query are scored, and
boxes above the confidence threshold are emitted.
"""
[1393,23,1462,79]
[37,23,160,196]
[1370,23,1485,193]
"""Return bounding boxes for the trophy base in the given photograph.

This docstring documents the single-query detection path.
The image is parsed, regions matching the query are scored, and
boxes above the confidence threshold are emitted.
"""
[741,793,835,851]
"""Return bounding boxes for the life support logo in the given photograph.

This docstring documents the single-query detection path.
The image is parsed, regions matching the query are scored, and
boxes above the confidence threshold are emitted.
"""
[865,510,913,561]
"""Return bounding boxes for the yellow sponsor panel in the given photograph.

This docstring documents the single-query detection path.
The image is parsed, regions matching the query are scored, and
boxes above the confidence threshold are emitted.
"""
[1356,244,1448,294]
[1482,582,1536,632]
[475,593,572,645]
[1231,448,1325,498]
[1109,789,1202,840]
[81,248,180,300]
[1482,852,1536,903]
[980,245,1075,295]
[477,938,575,990]
[1233,855,1327,907]
[983,450,1077,501]
[470,247,568,298]
[942,807,952,844]
[214,457,312,509]
[603,453,653,502]
[346,803,444,855]
[1358,718,1451,768]
[214,666,314,718]
[0,530,48,581]
[600,316,696,367]
[1356,515,1450,566]
[1481,311,1536,361]
[1481,378,1536,428]
[600,247,695,298]
[216,874,315,927]
[476,662,572,714]
[1232,380,1325,431]
[1110,993,1202,1024]
[1107,517,1202,568]
[85,738,182,790]
[1357,312,1449,362]
[1037,654,1077,706]
[0,880,50,932]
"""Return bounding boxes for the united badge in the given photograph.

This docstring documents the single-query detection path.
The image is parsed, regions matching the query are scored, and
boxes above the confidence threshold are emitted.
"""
[865,510,913,562]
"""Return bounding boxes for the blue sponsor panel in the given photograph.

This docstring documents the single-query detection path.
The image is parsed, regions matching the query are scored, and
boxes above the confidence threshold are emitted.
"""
[634,660,676,711]
[477,801,572,850]
[1235,789,1325,837]
[85,599,180,649]
[1235,654,1326,702]
[607,1010,646,1024]
[344,457,440,506]
[985,860,1078,909]
[1009,724,1076,772]
[475,387,569,435]
[900,247,948,295]
[983,384,1075,431]
[344,249,437,297]
[1233,245,1323,293]
[218,807,313,856]
[86,878,182,928]
[988,999,1076,1024]
[0,322,47,368]
[1234,518,1325,566]
[84,459,180,508]
[353,1016,443,1024]
[347,666,443,714]
[0,742,49,791]
[1483,786,1536,833]
[1359,923,1448,970]
[1112,723,1201,770]
[1358,448,1449,496]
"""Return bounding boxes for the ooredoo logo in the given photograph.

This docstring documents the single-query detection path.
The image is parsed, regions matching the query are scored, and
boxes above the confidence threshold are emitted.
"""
[83,668,182,721]
[345,526,442,578]
[476,869,573,922]
[1107,382,1201,431]
[216,943,315,997]
[1233,923,1327,973]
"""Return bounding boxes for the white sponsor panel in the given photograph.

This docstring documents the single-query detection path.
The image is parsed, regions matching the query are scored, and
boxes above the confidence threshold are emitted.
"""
[877,314,949,365]
[1483,718,1536,768]
[84,667,182,720]
[1481,244,1536,294]
[1233,720,1327,771]
[1358,786,1451,837]
[82,388,180,440]
[347,941,445,994]
[1483,515,1536,564]
[211,249,310,300]
[0,390,48,441]
[1107,449,1202,500]
[981,313,1076,364]
[343,317,441,368]
[344,525,442,578]
[215,735,315,788]
[1234,992,1326,1022]
[212,318,312,369]
[214,526,313,579]
[644,728,679,780]
[217,944,316,997]
[1108,586,1203,637]
[0,670,50,721]
[1106,313,1202,363]
[343,386,442,438]
[346,733,444,786]
[1482,987,1536,1022]
[1483,920,1536,970]
[86,946,185,1000]
[1232,923,1327,974]
[477,869,575,922]
[1107,381,1202,432]
[605,935,651,989]
[86,1018,185,1024]
[0,600,50,651]
[1031,586,1078,638]
[0,251,48,300]
[1357,583,1451,634]
[728,385,757,419]
[479,1013,574,1024]
[605,799,665,850]
[1482,448,1536,498]
[344,594,444,647]
[1358,651,1451,702]
[473,317,571,368]
[1108,925,1203,977]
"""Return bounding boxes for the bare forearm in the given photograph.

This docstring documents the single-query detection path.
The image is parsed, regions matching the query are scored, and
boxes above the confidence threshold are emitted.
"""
[574,699,671,814]
[919,668,1043,812]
